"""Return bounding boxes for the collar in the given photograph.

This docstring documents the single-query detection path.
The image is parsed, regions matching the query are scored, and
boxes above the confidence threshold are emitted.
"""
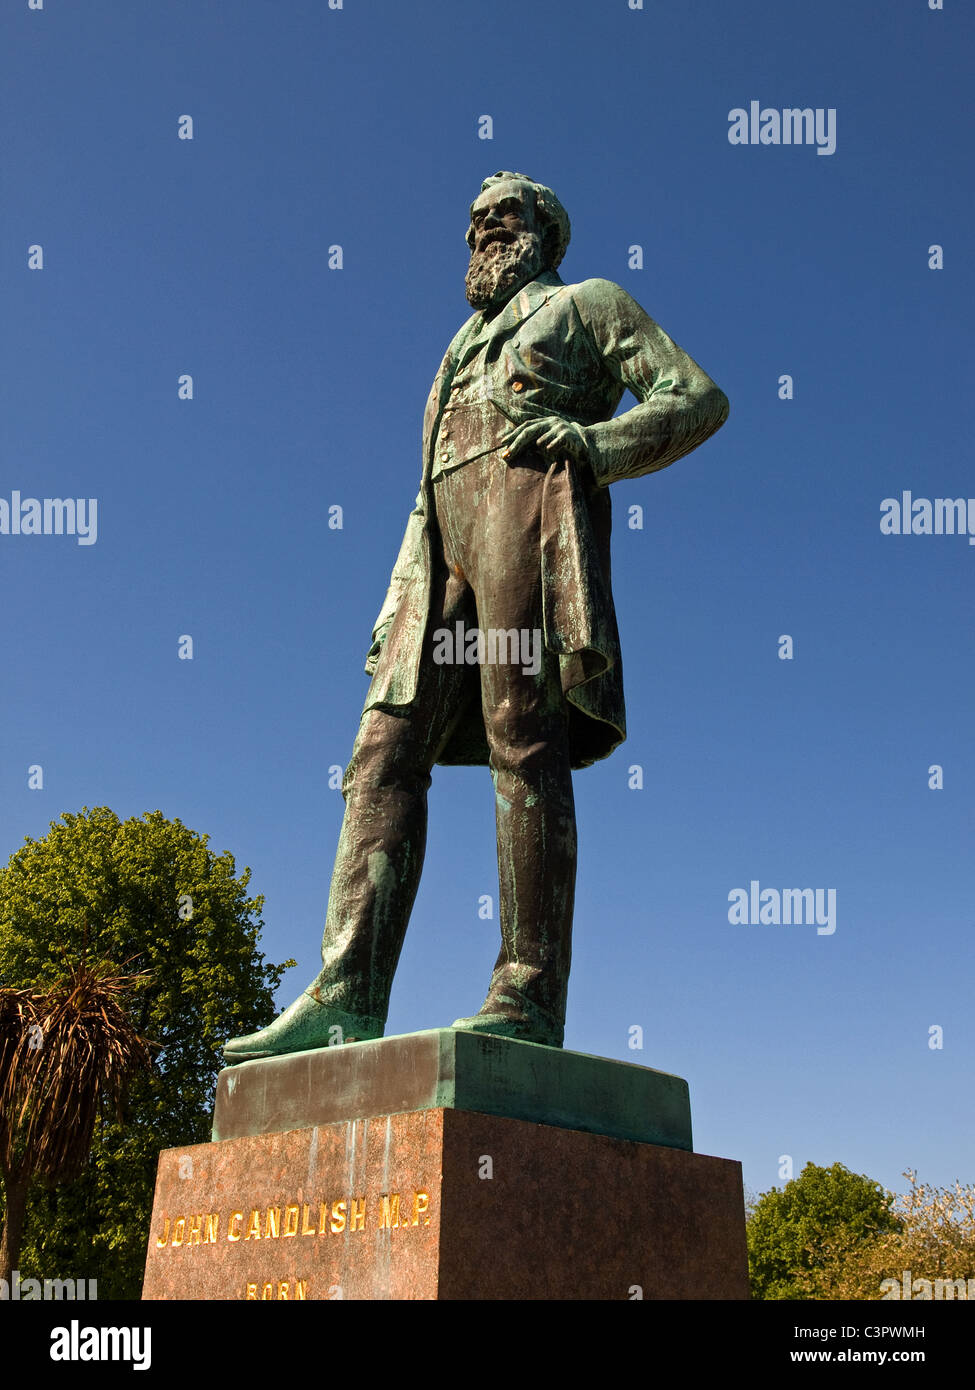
[477,269,564,325]
[456,271,566,370]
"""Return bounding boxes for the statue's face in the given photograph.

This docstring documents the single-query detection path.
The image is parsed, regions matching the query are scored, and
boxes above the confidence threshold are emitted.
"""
[465,181,546,311]
[468,180,538,253]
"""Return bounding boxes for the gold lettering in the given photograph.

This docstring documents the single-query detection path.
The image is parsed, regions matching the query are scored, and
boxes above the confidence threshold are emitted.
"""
[203,1213,219,1244]
[261,1282,273,1300]
[171,1217,186,1246]
[318,1201,328,1235]
[245,1283,257,1300]
[245,1209,261,1240]
[348,1197,365,1232]
[283,1204,299,1237]
[301,1203,316,1236]
[379,1194,401,1230]
[277,1281,290,1300]
[228,1211,244,1241]
[155,1217,170,1248]
[413,1191,430,1227]
[295,1279,307,1300]
[187,1213,203,1245]
[265,1206,281,1239]
[330,1200,347,1234]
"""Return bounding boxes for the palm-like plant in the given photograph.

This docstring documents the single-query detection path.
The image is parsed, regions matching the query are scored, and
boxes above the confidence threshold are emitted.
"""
[0,956,154,1283]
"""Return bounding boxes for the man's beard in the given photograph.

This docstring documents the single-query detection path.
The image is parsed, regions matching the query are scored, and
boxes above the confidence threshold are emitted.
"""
[465,230,545,310]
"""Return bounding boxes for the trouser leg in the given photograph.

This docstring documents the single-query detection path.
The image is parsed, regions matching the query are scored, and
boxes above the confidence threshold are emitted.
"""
[309,555,476,1024]
[437,452,576,1045]
[479,685,576,1042]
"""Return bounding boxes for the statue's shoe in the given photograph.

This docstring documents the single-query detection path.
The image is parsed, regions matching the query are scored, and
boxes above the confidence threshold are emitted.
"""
[450,1010,563,1049]
[222,991,384,1063]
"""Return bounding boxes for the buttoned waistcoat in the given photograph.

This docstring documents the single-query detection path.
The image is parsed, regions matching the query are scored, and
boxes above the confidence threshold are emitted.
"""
[362,270,729,770]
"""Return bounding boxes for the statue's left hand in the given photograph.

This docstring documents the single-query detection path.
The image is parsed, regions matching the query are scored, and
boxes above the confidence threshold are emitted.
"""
[501,417,590,467]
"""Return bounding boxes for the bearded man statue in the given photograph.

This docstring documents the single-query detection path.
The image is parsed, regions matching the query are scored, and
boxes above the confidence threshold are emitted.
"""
[224,171,729,1061]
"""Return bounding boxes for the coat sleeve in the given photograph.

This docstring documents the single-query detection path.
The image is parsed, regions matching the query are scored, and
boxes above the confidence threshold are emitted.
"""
[364,487,425,675]
[572,279,729,487]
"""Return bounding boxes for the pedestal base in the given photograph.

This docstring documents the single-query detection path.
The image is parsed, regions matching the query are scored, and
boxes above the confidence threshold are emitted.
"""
[143,1035,748,1301]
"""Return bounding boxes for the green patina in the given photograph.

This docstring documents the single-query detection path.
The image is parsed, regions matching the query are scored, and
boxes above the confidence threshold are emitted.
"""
[214,1029,692,1151]
[223,172,727,1065]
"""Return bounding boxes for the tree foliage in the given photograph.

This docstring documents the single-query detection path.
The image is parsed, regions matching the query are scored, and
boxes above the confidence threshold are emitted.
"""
[807,1171,975,1300]
[0,807,293,1298]
[747,1161,901,1299]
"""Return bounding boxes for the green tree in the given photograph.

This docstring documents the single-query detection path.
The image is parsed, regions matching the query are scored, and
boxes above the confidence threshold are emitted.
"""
[748,1161,902,1300]
[0,807,294,1298]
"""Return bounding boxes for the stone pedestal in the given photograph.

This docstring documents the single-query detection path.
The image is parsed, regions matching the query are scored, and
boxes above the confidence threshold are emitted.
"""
[142,1032,749,1300]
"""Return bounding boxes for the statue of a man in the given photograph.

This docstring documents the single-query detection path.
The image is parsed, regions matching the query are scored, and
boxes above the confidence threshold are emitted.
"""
[224,171,728,1061]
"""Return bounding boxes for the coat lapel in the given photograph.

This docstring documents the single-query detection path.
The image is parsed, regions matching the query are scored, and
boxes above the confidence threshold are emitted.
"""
[424,273,568,461]
[454,271,565,374]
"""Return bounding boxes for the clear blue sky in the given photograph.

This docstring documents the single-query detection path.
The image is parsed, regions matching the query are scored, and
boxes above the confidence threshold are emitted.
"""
[2,0,972,1206]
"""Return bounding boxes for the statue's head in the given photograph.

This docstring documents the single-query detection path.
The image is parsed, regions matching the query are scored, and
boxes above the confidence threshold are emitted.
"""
[465,171,571,310]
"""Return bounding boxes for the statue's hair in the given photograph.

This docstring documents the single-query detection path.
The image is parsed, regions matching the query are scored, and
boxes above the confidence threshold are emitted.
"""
[467,171,571,271]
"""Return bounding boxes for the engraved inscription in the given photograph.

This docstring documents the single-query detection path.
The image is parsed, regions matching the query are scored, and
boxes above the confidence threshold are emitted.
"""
[245,1279,309,1300]
[152,1191,432,1251]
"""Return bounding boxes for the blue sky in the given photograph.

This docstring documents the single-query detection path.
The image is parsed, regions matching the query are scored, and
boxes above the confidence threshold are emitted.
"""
[2,0,971,1207]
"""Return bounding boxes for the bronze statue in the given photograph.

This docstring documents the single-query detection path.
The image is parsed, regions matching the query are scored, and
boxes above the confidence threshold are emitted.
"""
[223,172,728,1060]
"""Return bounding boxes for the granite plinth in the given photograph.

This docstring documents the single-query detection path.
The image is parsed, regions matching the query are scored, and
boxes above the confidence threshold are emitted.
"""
[143,1107,748,1301]
[212,1028,692,1150]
